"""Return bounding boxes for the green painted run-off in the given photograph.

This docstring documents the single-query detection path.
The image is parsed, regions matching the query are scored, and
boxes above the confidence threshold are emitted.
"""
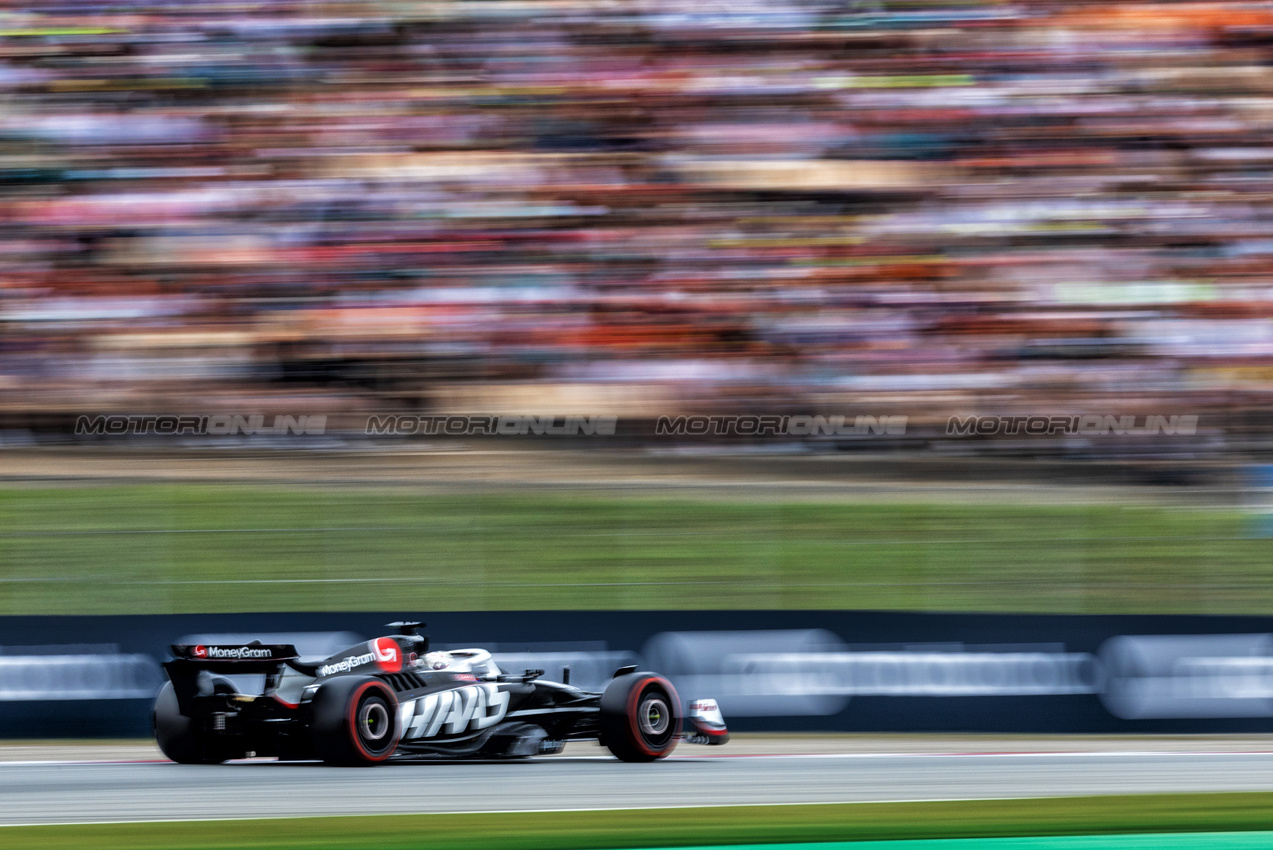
[642,837,1273,850]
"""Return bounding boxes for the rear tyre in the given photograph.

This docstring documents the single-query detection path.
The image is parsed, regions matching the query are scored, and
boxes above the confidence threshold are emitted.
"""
[600,673,680,762]
[153,677,237,765]
[309,677,399,766]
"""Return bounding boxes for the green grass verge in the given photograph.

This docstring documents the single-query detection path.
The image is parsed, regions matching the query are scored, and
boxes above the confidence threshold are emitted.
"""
[2,483,1272,614]
[10,795,1273,849]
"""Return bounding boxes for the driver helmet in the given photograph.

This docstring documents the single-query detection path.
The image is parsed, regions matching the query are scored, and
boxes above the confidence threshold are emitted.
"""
[423,650,454,671]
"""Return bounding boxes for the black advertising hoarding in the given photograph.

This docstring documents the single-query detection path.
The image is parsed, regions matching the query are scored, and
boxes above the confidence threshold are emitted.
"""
[4,610,1273,737]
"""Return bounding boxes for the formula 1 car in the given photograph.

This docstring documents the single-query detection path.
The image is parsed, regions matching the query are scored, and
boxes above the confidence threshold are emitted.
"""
[154,622,728,765]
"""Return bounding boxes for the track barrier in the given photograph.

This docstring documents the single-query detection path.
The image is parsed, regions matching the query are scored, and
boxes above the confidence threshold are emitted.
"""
[5,610,1273,736]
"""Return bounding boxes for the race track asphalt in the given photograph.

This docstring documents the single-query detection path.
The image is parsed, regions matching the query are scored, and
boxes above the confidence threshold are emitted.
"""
[8,745,1273,825]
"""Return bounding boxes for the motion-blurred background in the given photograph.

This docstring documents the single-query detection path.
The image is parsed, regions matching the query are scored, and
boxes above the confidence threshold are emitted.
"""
[1,0,1272,439]
[2,0,1273,626]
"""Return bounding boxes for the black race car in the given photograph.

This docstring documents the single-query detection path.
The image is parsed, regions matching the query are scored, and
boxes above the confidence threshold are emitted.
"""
[154,622,728,765]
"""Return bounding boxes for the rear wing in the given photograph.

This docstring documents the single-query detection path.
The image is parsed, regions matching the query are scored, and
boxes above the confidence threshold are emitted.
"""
[170,643,298,672]
[163,643,300,716]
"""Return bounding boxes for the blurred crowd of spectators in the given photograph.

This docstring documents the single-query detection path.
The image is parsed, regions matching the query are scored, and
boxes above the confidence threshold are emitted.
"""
[3,0,1273,440]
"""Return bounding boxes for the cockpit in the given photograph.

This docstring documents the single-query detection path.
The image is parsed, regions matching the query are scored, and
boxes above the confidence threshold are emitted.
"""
[417,648,501,679]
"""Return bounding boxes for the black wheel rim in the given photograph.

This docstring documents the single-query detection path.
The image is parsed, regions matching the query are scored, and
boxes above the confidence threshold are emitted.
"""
[358,697,392,752]
[636,687,675,747]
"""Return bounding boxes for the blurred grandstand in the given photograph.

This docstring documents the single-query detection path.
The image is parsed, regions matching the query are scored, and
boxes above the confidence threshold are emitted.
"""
[1,0,1272,454]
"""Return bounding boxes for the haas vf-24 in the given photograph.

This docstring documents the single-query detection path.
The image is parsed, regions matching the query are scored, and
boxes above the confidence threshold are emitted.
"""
[155,622,729,765]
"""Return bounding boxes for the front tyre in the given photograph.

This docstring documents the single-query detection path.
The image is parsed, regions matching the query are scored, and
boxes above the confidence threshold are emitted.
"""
[309,677,399,766]
[600,673,680,762]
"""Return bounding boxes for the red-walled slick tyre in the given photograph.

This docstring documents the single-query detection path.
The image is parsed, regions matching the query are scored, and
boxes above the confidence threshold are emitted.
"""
[600,672,680,762]
[309,677,399,766]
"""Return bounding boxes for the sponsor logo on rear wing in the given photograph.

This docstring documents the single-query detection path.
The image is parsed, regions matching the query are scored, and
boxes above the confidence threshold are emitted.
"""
[171,643,299,661]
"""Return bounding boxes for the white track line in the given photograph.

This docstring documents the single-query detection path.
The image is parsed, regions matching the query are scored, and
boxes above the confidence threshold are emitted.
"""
[0,795,1125,829]
[6,750,1273,767]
